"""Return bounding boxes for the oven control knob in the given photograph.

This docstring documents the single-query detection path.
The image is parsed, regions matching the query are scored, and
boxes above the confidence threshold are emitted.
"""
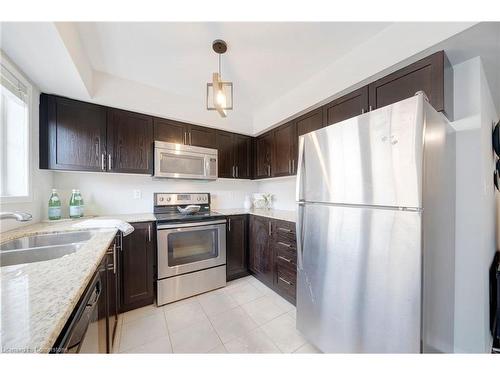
[197,197,201,201]
[166,197,171,202]
[159,197,164,202]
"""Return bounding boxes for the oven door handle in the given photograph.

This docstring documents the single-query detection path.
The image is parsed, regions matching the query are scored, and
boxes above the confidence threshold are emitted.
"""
[157,219,227,230]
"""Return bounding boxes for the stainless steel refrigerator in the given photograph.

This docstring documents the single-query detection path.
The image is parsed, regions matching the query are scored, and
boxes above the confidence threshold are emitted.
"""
[296,93,456,353]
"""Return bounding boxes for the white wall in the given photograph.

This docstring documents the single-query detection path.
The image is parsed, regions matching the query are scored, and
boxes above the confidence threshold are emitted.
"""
[451,57,499,353]
[258,176,296,211]
[52,172,258,216]
[0,55,53,232]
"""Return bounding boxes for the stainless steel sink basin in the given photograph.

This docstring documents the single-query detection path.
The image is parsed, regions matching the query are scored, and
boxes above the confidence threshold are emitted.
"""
[0,230,94,251]
[0,243,84,267]
[0,230,97,267]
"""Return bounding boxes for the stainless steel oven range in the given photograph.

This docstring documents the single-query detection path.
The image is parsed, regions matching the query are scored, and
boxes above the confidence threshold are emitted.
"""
[154,193,226,306]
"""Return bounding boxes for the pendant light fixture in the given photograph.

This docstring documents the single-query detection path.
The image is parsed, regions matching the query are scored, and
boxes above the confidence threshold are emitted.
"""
[207,39,233,118]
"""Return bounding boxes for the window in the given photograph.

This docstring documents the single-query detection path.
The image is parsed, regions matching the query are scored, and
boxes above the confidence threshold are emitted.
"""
[0,61,30,200]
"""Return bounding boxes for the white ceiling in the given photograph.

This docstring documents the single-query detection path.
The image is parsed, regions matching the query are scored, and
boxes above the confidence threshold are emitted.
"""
[75,22,391,115]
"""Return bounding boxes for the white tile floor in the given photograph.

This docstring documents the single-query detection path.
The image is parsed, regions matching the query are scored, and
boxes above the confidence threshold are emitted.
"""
[114,275,322,354]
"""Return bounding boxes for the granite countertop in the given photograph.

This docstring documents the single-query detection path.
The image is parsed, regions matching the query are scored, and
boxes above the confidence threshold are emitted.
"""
[0,213,154,353]
[213,208,297,223]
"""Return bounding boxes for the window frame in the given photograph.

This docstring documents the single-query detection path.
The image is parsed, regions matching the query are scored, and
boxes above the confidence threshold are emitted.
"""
[0,56,33,203]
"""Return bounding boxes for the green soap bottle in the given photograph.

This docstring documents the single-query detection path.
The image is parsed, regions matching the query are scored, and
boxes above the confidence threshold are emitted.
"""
[69,189,80,219]
[48,189,61,220]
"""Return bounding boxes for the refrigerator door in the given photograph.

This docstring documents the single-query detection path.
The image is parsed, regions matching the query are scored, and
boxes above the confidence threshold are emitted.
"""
[296,203,422,353]
[297,95,424,209]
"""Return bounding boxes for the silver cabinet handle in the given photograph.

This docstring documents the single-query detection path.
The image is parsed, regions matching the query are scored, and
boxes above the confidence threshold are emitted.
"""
[278,227,292,233]
[278,241,292,248]
[277,255,292,263]
[189,132,192,145]
[361,108,365,114]
[101,154,105,171]
[291,159,295,174]
[148,224,151,242]
[108,154,112,171]
[232,166,235,178]
[236,166,239,178]
[267,165,271,177]
[184,132,187,145]
[268,221,272,236]
[369,105,373,111]
[279,276,292,286]
[228,218,231,231]
[288,160,291,173]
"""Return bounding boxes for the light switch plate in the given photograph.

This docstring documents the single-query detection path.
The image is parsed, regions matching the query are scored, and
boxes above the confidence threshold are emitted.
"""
[133,189,141,199]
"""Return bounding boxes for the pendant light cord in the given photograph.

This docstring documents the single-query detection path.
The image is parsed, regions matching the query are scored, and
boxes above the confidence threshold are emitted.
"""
[218,53,221,76]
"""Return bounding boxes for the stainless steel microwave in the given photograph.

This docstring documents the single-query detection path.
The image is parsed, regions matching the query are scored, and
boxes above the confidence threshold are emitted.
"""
[154,141,217,180]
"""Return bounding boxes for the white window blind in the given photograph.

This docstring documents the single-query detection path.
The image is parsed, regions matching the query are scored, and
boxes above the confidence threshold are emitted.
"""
[0,62,30,198]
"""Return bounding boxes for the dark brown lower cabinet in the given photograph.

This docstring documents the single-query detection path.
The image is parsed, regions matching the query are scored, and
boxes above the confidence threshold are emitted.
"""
[226,215,249,281]
[118,222,156,313]
[248,215,274,285]
[248,215,297,304]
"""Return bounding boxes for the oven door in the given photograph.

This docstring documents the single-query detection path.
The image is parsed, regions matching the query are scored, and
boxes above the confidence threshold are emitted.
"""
[157,220,226,278]
[154,147,217,180]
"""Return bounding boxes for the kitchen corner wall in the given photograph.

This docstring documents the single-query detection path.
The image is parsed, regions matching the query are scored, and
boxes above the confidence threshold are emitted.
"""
[52,172,259,216]
[451,56,499,353]
[257,176,297,210]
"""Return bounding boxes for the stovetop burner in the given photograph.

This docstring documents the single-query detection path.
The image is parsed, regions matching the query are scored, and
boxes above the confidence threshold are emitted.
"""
[153,192,225,224]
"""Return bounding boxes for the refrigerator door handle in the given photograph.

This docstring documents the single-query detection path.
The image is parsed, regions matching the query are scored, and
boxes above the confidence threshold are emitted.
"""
[296,202,305,271]
[296,136,305,202]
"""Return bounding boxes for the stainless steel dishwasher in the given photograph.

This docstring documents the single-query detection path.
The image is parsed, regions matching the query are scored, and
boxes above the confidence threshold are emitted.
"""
[53,260,107,353]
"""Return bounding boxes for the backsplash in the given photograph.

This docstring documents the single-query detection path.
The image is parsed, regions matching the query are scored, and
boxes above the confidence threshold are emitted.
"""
[257,176,296,211]
[52,171,260,217]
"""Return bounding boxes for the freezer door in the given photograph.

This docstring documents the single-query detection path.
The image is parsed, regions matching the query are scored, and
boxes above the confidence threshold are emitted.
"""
[297,95,424,208]
[296,203,422,353]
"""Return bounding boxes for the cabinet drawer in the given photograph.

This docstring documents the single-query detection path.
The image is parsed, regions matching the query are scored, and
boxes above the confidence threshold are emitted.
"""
[276,243,297,266]
[276,264,296,300]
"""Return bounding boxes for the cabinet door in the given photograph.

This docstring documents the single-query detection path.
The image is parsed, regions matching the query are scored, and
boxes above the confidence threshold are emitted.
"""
[254,132,274,179]
[296,108,324,137]
[188,124,217,148]
[323,86,368,126]
[226,215,249,281]
[234,134,252,179]
[107,109,153,174]
[273,121,297,177]
[40,95,107,171]
[153,118,186,144]
[119,222,155,313]
[249,215,274,286]
[216,131,234,178]
[368,51,452,119]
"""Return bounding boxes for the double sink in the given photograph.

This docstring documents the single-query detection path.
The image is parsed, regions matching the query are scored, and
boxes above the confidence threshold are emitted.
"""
[0,230,96,267]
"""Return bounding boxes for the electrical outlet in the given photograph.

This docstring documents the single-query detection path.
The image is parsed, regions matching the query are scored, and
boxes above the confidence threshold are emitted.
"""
[133,189,141,199]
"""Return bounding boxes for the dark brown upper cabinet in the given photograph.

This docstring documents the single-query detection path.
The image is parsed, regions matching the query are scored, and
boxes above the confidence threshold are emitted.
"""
[153,118,186,144]
[188,124,217,148]
[368,51,453,120]
[216,131,251,179]
[254,132,274,179]
[323,86,369,127]
[296,108,324,137]
[40,94,107,171]
[216,131,234,178]
[118,222,156,313]
[153,118,216,148]
[107,109,153,174]
[226,215,249,281]
[233,134,252,179]
[273,121,297,177]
